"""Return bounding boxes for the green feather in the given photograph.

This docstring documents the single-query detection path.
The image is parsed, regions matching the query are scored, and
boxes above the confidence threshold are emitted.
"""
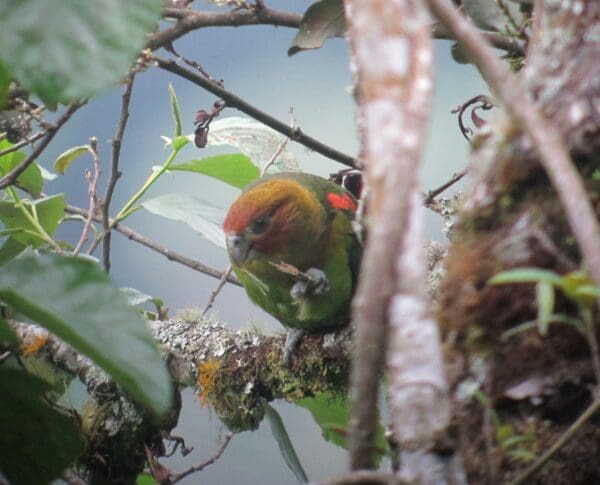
[226,172,361,331]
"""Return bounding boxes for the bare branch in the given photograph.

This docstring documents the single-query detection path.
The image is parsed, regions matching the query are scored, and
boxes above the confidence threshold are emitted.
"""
[0,102,84,190]
[66,204,240,286]
[170,433,234,484]
[101,72,136,272]
[73,138,100,255]
[426,0,600,297]
[153,55,358,169]
[148,6,301,51]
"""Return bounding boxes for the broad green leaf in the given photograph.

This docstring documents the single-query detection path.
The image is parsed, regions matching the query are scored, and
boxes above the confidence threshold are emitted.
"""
[488,268,563,287]
[535,281,554,336]
[121,287,165,316]
[54,145,90,174]
[298,392,387,459]
[288,0,346,56]
[0,236,26,267]
[0,315,17,344]
[207,117,299,173]
[170,153,259,189]
[168,83,182,138]
[0,252,172,414]
[142,193,226,248]
[0,194,65,247]
[0,0,163,104]
[0,368,82,485]
[0,139,43,196]
[265,404,308,483]
[0,61,10,109]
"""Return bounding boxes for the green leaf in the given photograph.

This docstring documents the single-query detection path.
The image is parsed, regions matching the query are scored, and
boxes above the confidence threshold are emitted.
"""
[207,117,299,173]
[0,139,43,196]
[288,0,346,56]
[535,281,554,336]
[560,271,598,308]
[265,404,308,483]
[0,252,172,414]
[0,0,163,104]
[54,145,90,174]
[170,153,260,189]
[488,268,563,287]
[0,194,65,247]
[0,236,27,267]
[0,60,10,109]
[0,367,82,485]
[137,473,158,485]
[298,392,387,460]
[168,83,182,138]
[0,315,17,345]
[142,193,226,248]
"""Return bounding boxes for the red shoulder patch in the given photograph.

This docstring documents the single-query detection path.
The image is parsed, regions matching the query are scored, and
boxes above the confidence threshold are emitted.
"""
[327,192,358,212]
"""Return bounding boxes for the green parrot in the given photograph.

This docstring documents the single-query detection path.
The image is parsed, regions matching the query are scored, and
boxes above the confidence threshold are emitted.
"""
[223,171,361,366]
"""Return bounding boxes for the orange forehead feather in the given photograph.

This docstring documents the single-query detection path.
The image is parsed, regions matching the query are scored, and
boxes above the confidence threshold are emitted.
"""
[223,178,321,235]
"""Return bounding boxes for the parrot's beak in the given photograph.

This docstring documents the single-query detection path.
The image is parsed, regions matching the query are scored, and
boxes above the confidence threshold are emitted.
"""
[226,234,252,266]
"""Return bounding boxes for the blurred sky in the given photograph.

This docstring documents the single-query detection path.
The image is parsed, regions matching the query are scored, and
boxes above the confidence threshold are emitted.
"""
[46,0,487,333]
[34,1,490,483]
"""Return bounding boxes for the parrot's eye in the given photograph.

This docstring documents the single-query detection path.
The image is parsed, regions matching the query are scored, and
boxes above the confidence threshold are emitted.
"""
[250,215,271,234]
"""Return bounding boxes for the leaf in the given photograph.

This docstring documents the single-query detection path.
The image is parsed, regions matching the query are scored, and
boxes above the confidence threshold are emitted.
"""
[121,287,164,316]
[54,145,90,174]
[207,117,300,173]
[0,139,43,196]
[488,268,563,287]
[142,193,227,249]
[0,315,17,345]
[170,153,259,189]
[0,236,27,267]
[0,252,172,414]
[0,194,65,247]
[265,404,309,483]
[298,392,388,461]
[0,0,163,104]
[288,0,346,56]
[0,367,82,485]
[560,271,598,308]
[0,60,10,109]
[21,355,74,403]
[168,83,182,138]
[535,281,554,336]
[137,473,158,485]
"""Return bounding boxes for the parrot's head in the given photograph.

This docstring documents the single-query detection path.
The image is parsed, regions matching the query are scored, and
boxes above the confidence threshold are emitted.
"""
[223,176,326,268]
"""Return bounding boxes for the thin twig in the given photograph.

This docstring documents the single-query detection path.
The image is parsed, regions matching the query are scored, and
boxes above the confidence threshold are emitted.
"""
[201,266,232,316]
[101,72,136,272]
[73,138,100,255]
[511,398,600,485]
[426,0,600,303]
[0,102,84,190]
[0,131,45,158]
[153,55,358,169]
[424,169,466,205]
[170,433,234,484]
[66,204,240,286]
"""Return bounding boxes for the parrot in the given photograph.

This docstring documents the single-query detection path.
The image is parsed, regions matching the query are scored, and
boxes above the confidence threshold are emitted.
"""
[223,171,361,367]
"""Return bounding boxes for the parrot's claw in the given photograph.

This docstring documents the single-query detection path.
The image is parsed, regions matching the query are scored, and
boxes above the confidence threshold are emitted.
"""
[290,268,330,300]
[283,327,306,369]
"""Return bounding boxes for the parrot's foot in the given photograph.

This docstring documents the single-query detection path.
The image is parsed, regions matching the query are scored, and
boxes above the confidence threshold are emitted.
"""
[290,268,330,300]
[283,327,306,369]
